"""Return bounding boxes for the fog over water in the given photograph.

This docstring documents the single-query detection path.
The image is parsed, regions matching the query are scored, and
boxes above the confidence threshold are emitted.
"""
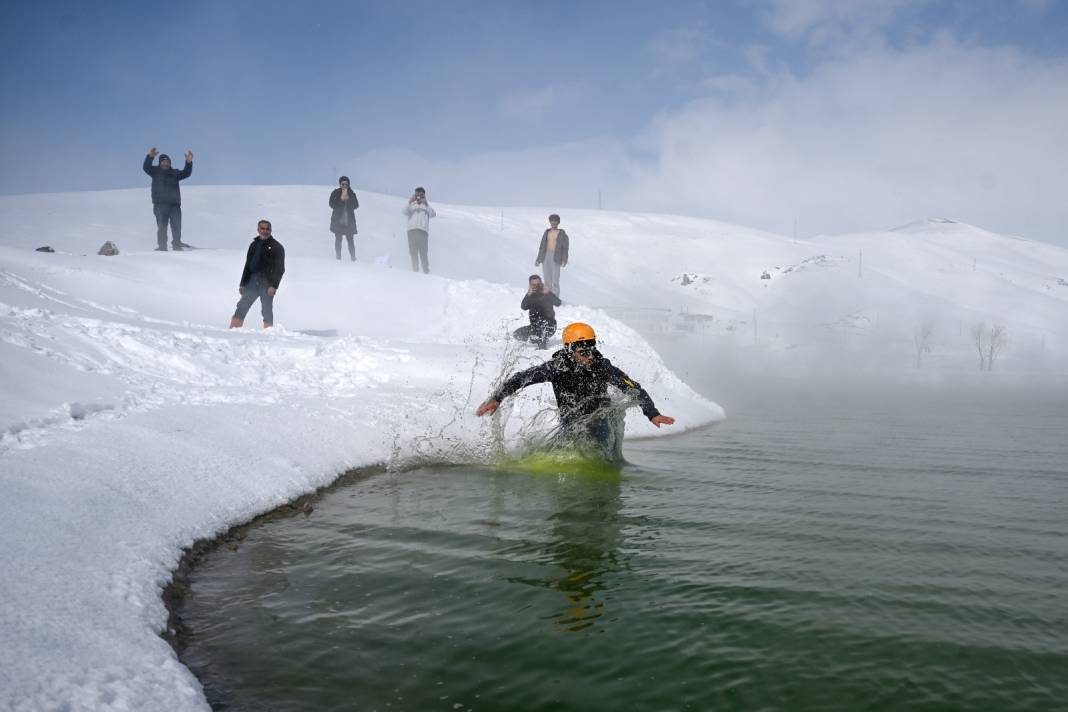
[173,346,1068,712]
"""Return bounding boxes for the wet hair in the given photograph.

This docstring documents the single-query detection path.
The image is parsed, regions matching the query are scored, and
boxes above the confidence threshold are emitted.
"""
[529,274,541,282]
[257,219,272,229]
[548,213,560,223]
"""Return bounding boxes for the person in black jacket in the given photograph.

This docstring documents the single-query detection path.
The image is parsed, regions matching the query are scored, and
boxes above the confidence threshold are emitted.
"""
[535,213,569,296]
[477,323,674,455]
[329,176,359,261]
[514,274,561,349]
[230,220,286,329]
[142,147,193,251]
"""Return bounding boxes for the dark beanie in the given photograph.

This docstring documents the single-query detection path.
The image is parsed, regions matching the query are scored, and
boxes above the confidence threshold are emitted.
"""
[158,154,171,162]
[339,176,350,184]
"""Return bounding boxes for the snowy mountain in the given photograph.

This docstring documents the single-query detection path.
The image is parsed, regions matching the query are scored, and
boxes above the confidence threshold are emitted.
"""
[1,185,1066,710]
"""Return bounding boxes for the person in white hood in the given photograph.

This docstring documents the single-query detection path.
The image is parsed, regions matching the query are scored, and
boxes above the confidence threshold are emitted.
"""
[402,186,436,273]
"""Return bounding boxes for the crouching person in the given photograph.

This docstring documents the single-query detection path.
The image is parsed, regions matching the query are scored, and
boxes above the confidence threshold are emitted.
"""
[513,274,561,349]
[230,220,286,329]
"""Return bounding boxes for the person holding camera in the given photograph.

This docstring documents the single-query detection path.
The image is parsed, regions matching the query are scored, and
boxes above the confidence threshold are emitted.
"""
[329,176,359,261]
[535,213,569,296]
[142,147,193,251]
[513,274,561,349]
[402,186,436,273]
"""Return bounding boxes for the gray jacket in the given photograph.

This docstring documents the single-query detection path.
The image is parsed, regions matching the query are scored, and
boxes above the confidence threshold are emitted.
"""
[403,200,436,232]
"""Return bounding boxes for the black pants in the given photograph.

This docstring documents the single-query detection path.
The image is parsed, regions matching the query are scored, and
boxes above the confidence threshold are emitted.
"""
[334,232,355,261]
[513,321,556,349]
[153,204,182,248]
[407,229,429,273]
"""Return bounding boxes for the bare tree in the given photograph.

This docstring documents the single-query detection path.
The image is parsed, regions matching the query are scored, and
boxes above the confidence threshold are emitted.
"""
[987,324,1008,371]
[971,323,988,371]
[914,321,934,369]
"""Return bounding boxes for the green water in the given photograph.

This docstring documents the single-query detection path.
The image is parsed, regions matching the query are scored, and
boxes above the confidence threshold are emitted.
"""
[174,387,1068,711]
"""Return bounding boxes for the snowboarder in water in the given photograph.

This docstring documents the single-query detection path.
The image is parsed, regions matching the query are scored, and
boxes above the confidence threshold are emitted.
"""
[476,323,675,455]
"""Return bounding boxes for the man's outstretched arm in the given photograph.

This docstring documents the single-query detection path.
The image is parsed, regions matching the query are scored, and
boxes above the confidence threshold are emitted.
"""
[178,151,193,180]
[606,365,675,427]
[476,363,553,416]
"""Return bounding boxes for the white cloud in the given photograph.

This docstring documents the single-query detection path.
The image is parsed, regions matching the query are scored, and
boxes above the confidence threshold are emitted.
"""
[622,36,1068,241]
[498,81,589,122]
[342,139,633,210]
[348,37,1068,245]
[646,26,705,70]
[761,0,920,47]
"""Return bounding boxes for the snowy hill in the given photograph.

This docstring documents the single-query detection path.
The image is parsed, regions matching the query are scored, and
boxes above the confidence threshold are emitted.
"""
[0,186,725,711]
[2,185,1067,710]
[7,188,1065,379]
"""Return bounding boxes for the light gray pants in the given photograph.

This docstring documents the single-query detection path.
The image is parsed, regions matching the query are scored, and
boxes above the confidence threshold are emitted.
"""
[233,273,275,324]
[541,258,562,296]
[408,229,429,273]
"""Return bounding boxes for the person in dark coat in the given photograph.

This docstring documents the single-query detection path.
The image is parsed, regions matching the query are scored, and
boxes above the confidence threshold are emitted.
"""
[329,176,359,261]
[514,274,562,349]
[477,322,674,457]
[142,147,193,251]
[535,213,569,296]
[230,220,286,329]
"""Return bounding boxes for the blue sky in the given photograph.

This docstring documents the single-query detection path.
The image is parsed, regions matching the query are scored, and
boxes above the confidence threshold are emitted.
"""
[3,0,1067,243]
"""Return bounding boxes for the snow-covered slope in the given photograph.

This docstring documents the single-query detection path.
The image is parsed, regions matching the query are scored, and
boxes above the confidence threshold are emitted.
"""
[0,187,724,711]
[9,187,1065,376]
[2,185,1067,710]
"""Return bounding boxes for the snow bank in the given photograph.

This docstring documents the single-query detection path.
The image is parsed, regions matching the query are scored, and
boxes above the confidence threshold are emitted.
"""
[0,188,723,710]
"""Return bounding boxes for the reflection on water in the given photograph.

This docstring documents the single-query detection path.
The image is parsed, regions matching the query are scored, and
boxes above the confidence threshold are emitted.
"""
[173,386,1068,711]
[503,477,626,634]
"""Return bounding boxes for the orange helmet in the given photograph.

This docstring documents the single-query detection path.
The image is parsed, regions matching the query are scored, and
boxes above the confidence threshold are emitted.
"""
[562,322,597,345]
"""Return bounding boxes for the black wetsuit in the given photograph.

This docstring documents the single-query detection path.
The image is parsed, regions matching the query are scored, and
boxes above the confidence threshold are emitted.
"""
[491,349,660,447]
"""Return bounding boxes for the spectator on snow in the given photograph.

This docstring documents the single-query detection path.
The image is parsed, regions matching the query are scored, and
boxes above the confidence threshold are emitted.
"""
[230,220,286,329]
[329,176,359,262]
[142,148,193,251]
[513,274,561,350]
[535,214,569,296]
[402,186,436,273]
